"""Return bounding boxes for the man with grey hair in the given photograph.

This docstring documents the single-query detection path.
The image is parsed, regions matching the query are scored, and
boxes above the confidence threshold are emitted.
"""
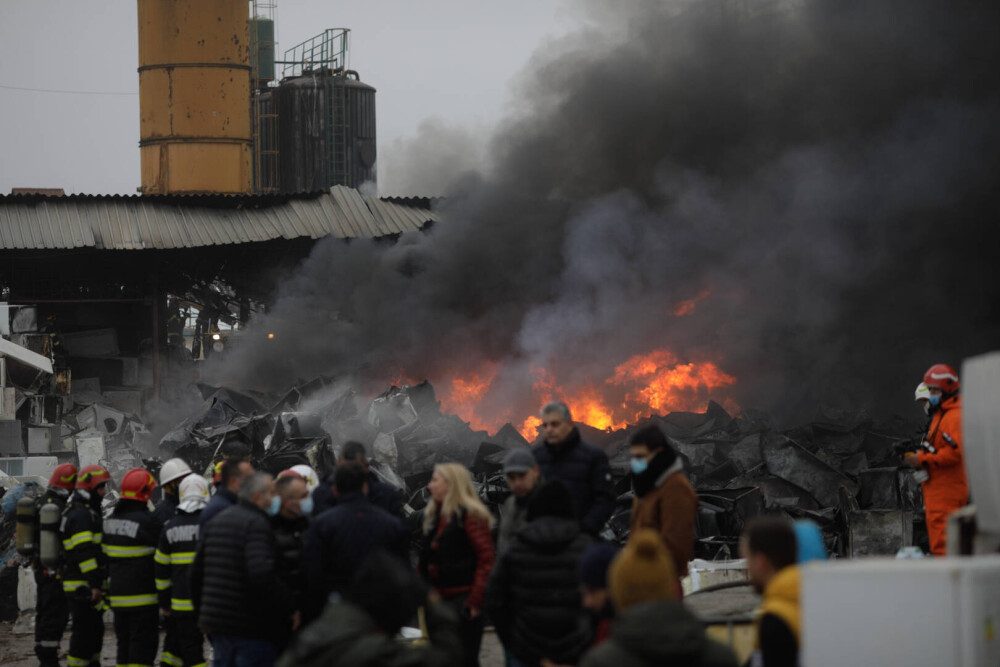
[191,472,298,667]
[531,401,616,536]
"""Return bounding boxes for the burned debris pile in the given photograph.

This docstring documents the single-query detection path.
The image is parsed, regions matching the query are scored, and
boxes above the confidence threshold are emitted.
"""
[0,376,926,594]
[148,379,924,558]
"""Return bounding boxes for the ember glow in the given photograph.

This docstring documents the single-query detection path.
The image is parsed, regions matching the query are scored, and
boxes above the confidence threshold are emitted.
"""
[432,349,738,440]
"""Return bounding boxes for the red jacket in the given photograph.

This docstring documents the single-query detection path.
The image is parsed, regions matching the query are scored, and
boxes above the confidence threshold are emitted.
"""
[421,510,495,610]
[917,395,970,509]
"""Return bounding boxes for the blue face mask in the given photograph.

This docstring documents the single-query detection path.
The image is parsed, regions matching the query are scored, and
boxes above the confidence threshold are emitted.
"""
[928,394,941,407]
[298,496,314,517]
[267,495,281,517]
[630,457,649,475]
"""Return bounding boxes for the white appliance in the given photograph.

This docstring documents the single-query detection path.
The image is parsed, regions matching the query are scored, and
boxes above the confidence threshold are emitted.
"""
[802,557,1000,666]
[963,352,1000,534]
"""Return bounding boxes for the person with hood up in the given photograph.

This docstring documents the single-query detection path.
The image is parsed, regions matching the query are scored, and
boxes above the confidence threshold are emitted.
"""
[580,529,737,667]
[627,424,698,582]
[486,480,593,667]
[156,474,211,667]
[277,551,462,667]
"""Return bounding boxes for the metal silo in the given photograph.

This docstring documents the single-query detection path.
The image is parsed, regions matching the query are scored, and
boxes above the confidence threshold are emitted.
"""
[274,71,376,192]
[137,0,253,194]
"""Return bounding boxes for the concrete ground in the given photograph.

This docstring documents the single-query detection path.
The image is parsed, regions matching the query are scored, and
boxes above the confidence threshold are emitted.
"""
[0,616,505,667]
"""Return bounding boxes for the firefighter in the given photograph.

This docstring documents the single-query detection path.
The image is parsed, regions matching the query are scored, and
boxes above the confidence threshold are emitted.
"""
[904,363,969,555]
[32,463,77,667]
[61,464,111,667]
[156,475,210,667]
[103,468,163,667]
[153,458,192,525]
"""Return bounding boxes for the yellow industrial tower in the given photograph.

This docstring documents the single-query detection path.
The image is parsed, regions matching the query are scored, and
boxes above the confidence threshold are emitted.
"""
[137,0,253,194]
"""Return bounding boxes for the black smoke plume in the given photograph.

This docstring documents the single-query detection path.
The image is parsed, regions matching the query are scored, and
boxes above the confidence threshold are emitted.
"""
[206,0,1000,427]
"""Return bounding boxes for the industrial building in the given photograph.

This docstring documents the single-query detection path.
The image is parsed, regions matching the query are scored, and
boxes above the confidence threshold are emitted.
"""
[0,0,432,461]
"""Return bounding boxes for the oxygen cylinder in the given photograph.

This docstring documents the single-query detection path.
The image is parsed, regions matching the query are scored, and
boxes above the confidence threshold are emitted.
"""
[15,496,37,556]
[39,503,63,569]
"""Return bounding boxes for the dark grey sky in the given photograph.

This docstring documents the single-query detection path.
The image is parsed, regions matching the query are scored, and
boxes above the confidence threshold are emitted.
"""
[0,0,572,196]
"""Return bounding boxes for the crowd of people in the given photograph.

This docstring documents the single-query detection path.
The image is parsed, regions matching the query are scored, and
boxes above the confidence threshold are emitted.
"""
[23,362,965,667]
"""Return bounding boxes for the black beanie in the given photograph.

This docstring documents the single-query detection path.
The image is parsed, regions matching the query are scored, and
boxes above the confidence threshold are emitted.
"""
[348,551,426,635]
[579,543,619,590]
[527,480,576,522]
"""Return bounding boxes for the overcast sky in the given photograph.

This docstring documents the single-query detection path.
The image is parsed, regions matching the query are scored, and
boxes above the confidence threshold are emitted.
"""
[0,1,577,196]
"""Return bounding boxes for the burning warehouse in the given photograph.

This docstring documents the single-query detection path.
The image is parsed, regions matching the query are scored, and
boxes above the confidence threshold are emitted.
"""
[2,0,1000,664]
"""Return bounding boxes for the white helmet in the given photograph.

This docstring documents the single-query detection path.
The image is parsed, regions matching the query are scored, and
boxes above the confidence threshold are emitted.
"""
[914,382,931,402]
[160,458,192,486]
[178,475,210,513]
[289,464,319,493]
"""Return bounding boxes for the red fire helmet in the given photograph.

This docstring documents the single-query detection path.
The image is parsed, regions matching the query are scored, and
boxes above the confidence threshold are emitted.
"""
[923,363,960,394]
[48,463,78,490]
[76,465,111,492]
[120,468,157,503]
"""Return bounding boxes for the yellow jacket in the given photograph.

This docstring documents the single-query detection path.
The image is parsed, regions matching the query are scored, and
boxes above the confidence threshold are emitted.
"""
[756,565,801,645]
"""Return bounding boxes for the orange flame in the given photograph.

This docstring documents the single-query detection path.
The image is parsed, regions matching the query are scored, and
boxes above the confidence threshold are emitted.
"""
[432,350,738,440]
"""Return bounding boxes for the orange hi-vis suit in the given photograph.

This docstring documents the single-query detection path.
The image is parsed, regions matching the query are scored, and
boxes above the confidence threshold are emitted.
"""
[917,395,969,555]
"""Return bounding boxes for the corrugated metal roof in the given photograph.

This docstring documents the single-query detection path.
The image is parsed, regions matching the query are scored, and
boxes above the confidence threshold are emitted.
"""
[0,186,437,250]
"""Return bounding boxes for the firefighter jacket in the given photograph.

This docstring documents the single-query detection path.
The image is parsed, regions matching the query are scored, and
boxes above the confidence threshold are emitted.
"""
[33,487,71,572]
[59,491,106,594]
[102,500,162,610]
[917,395,970,509]
[155,510,201,614]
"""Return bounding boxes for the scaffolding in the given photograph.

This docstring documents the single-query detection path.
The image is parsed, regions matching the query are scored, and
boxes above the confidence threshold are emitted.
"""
[250,0,280,193]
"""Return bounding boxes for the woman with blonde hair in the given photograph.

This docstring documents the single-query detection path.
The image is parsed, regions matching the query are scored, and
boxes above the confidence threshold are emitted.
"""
[419,463,496,667]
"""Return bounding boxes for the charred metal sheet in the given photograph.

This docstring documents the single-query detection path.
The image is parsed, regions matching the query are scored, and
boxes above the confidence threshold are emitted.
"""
[761,433,856,508]
[847,510,913,557]
[858,467,901,510]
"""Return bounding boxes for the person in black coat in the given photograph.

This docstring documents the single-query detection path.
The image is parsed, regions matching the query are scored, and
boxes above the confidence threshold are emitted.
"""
[486,480,594,666]
[199,459,253,527]
[312,441,406,518]
[190,472,296,667]
[531,401,615,535]
[300,462,408,622]
[272,473,311,648]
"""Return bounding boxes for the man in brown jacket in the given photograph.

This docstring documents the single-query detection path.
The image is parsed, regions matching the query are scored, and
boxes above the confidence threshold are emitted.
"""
[628,424,697,580]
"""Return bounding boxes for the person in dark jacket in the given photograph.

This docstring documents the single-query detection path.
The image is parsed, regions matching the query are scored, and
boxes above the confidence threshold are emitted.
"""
[300,462,407,621]
[152,458,192,526]
[278,552,462,667]
[60,464,111,667]
[531,401,615,536]
[486,480,593,667]
[312,441,406,518]
[741,517,800,667]
[419,463,496,667]
[496,448,542,555]
[271,472,311,638]
[198,459,253,527]
[103,468,163,667]
[156,474,210,667]
[190,472,296,667]
[580,530,737,667]
[32,463,76,667]
[579,543,619,647]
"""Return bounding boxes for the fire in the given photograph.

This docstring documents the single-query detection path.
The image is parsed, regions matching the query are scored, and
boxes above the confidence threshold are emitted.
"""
[673,289,711,317]
[435,349,737,440]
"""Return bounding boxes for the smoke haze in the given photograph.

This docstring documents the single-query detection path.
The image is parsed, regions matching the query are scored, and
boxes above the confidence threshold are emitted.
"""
[206,0,1000,427]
